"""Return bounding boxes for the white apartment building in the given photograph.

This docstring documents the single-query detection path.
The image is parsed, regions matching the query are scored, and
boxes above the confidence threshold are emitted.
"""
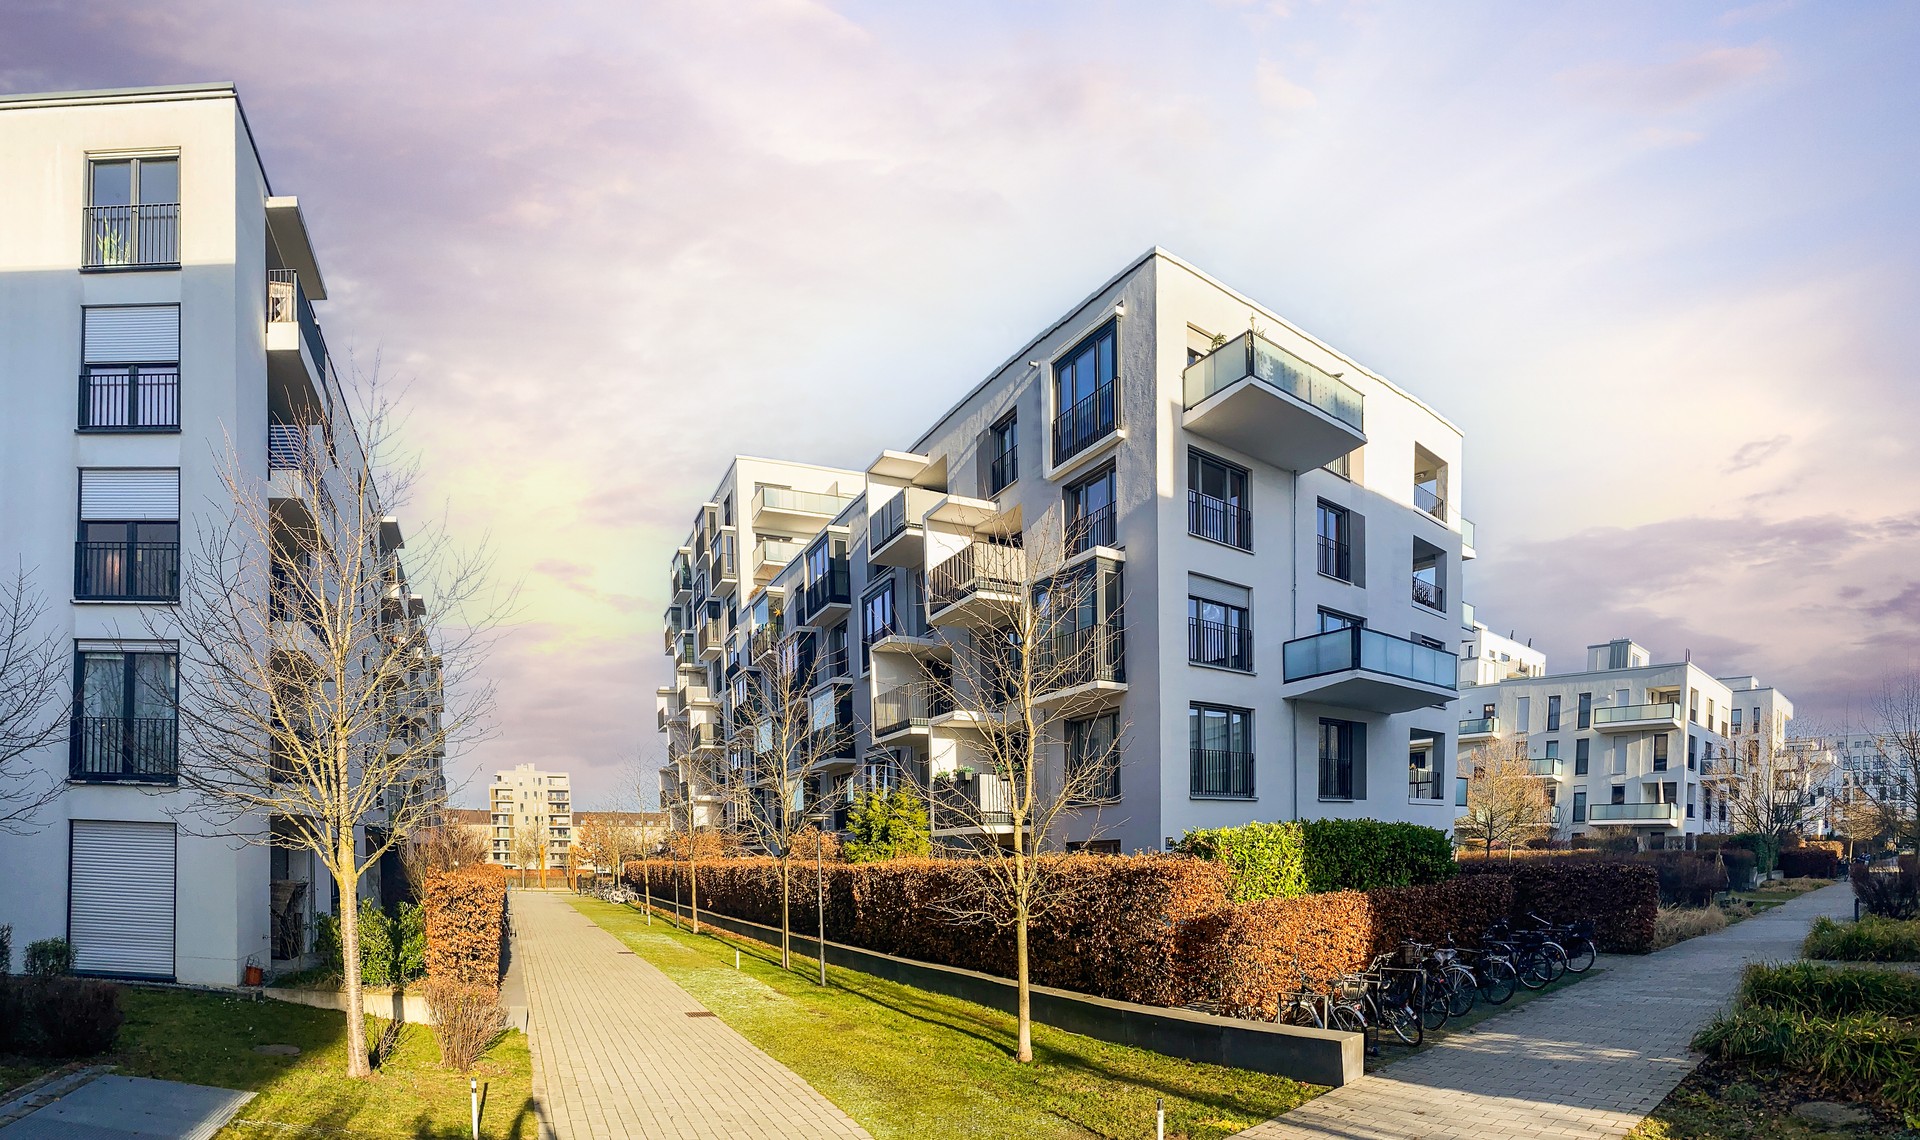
[0,84,441,984]
[1458,637,1793,848]
[659,249,1473,852]
[489,764,573,870]
[1458,620,1547,687]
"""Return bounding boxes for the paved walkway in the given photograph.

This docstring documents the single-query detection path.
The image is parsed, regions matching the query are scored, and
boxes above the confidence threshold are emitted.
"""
[514,889,871,1140]
[1236,883,1856,1140]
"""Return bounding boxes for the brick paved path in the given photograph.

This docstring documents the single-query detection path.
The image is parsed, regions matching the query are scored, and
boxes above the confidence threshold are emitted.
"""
[514,890,871,1140]
[1236,882,1856,1140]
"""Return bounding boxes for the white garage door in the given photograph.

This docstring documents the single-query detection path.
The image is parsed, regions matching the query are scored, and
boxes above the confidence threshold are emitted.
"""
[70,819,177,979]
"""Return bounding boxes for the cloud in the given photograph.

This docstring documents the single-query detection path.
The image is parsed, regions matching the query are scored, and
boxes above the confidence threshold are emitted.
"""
[1724,434,1791,473]
[1558,44,1780,113]
[1255,59,1317,110]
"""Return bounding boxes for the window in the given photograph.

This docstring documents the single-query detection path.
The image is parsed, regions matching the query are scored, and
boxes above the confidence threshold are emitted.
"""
[1688,689,1699,723]
[1577,692,1592,730]
[986,413,1018,495]
[1610,784,1626,805]
[80,306,181,430]
[1316,501,1352,581]
[1317,608,1362,633]
[1064,466,1116,553]
[76,469,182,602]
[1545,740,1560,760]
[1612,738,1627,775]
[1409,744,1438,801]
[85,155,179,268]
[1188,591,1251,672]
[1066,712,1121,802]
[1516,695,1530,734]
[1051,321,1118,464]
[72,646,178,781]
[1575,738,1590,776]
[1411,539,1445,611]
[861,578,897,672]
[1572,790,1588,823]
[1687,735,1697,771]
[1653,734,1669,772]
[1318,718,1365,801]
[1066,839,1122,855]
[1189,451,1250,549]
[1546,695,1561,732]
[1413,444,1447,521]
[1456,775,1469,807]
[1190,704,1253,798]
[1731,708,1742,734]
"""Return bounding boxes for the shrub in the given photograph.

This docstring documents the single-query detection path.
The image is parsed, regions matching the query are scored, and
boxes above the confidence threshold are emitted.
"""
[1778,847,1840,879]
[314,900,428,986]
[1175,821,1307,902]
[1742,961,1920,1018]
[1696,1005,1920,1116]
[1853,864,1920,920]
[842,788,932,863]
[0,977,123,1056]
[1455,858,1659,953]
[1721,833,1780,876]
[423,864,509,987]
[1300,819,1455,892]
[1714,848,1758,891]
[1633,852,1728,907]
[423,978,504,1071]
[24,938,73,978]
[1652,905,1728,949]
[1804,916,1920,962]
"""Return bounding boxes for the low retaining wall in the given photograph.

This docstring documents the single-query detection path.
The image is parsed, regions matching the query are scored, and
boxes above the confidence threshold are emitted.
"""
[264,984,431,1023]
[651,899,1361,1087]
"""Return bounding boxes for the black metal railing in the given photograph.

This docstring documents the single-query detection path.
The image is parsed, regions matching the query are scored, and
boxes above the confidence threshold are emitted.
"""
[267,269,329,376]
[801,562,851,620]
[78,367,179,431]
[75,541,179,601]
[814,646,849,680]
[1033,623,1126,690]
[1052,382,1117,464]
[1317,536,1350,580]
[929,542,1024,615]
[1191,748,1254,798]
[873,686,930,738]
[1412,576,1445,612]
[1187,490,1250,550]
[84,203,179,268]
[70,716,178,781]
[988,445,1017,494]
[933,772,1015,830]
[1067,504,1116,555]
[1414,484,1446,521]
[1188,616,1252,672]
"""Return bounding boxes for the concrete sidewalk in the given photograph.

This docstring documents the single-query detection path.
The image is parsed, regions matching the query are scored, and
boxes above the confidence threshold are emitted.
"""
[514,889,871,1140]
[1235,883,1856,1140]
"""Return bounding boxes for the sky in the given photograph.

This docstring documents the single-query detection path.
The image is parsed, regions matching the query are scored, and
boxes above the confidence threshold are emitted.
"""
[6,1,1918,807]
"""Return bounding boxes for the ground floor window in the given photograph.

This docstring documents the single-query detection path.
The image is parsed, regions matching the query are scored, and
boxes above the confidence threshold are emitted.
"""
[1066,712,1121,803]
[1318,718,1364,800]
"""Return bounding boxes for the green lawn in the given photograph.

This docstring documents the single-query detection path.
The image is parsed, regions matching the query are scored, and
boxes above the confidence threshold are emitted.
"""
[568,896,1321,1140]
[4,988,535,1139]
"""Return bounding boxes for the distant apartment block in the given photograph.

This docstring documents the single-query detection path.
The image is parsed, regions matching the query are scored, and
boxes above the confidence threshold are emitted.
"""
[490,764,573,869]
[659,249,1474,852]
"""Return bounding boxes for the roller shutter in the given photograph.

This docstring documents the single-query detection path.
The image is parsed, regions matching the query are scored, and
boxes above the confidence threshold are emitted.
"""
[79,469,179,521]
[69,819,177,979]
[83,305,180,364]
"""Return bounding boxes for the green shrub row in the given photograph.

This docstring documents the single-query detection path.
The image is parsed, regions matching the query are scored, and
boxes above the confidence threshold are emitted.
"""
[1741,961,1920,1018]
[314,898,426,987]
[1175,819,1454,902]
[1804,916,1920,963]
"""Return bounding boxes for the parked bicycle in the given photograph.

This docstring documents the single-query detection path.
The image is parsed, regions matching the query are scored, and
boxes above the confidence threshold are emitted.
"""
[1528,913,1597,973]
[1324,953,1424,1047]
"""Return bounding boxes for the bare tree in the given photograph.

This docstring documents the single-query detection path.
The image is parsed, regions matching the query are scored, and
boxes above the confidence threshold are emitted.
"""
[0,567,70,832]
[661,712,730,932]
[163,379,502,1079]
[572,813,647,889]
[400,818,489,893]
[511,815,551,888]
[721,642,854,971]
[1454,743,1552,858]
[912,512,1127,1064]
[1709,725,1838,844]
[1861,672,1920,853]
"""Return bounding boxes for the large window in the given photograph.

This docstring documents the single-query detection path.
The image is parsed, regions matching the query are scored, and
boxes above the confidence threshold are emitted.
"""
[1316,501,1351,581]
[1065,466,1116,554]
[1066,712,1121,803]
[1317,607,1362,633]
[1318,718,1364,801]
[1653,734,1669,772]
[860,578,896,673]
[80,305,181,430]
[1188,451,1250,550]
[1190,704,1253,798]
[1546,695,1561,732]
[986,413,1018,495]
[72,647,178,781]
[1408,743,1438,801]
[1572,789,1588,823]
[77,521,180,601]
[1577,692,1593,730]
[1187,593,1251,672]
[85,156,179,269]
[1051,321,1118,464]
[1575,737,1591,776]
[1412,540,1445,611]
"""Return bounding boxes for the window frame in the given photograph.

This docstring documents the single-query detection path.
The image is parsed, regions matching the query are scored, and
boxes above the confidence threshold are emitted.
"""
[1189,702,1254,799]
[1050,320,1119,466]
[70,645,179,783]
[1187,449,1251,550]
[1316,500,1352,582]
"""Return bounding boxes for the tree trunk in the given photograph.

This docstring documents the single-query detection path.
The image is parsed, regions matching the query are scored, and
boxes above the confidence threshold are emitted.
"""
[689,852,700,934]
[337,840,372,1079]
[780,857,792,970]
[1014,897,1033,1063]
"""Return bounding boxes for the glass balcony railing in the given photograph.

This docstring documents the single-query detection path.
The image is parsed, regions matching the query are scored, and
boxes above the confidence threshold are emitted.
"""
[1182,330,1363,430]
[754,486,855,518]
[1282,627,1457,690]
[1528,756,1563,777]
[1592,703,1681,726]
[1459,716,1498,736]
[1587,802,1682,824]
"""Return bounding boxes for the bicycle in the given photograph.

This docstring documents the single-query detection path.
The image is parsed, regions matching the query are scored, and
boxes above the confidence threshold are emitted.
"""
[1274,956,1330,1029]
[1530,913,1597,973]
[1331,954,1424,1046]
[1398,939,1475,1029]
[1457,944,1519,1005]
[1487,920,1565,990]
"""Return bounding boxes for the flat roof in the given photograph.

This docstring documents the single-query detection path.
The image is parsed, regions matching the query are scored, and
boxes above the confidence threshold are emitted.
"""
[0,81,274,196]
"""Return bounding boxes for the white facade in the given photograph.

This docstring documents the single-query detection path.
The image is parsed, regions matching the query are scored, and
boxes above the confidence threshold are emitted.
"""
[488,764,573,869]
[1459,637,1793,848]
[0,84,436,983]
[659,250,1474,852]
[1458,621,1546,687]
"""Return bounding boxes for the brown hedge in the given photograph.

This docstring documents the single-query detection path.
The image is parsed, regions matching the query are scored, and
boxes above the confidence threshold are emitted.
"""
[627,854,1230,1005]
[423,864,509,988]
[1455,857,1658,953]
[1778,847,1840,879]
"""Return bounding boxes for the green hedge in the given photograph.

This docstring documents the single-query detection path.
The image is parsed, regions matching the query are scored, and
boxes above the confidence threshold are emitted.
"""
[1176,819,1454,902]
[315,898,426,987]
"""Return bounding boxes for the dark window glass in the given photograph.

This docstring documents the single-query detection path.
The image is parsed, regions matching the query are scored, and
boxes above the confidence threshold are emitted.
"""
[1187,596,1251,671]
[988,414,1018,494]
[72,649,178,781]
[1575,737,1590,776]
[1577,692,1592,730]
[1190,704,1253,798]
[1316,501,1351,581]
[1067,712,1121,801]
[1318,719,1356,799]
[1546,695,1561,732]
[1572,790,1588,822]
[1051,323,1118,463]
[1188,451,1250,549]
[1065,467,1116,553]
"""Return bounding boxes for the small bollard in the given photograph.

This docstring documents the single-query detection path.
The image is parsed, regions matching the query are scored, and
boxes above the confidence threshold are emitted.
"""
[735,949,741,969]
[470,1078,479,1139]
[1156,1096,1164,1140]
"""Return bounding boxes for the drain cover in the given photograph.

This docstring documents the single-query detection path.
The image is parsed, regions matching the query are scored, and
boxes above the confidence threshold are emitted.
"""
[685,1011,717,1018]
[253,1044,301,1056]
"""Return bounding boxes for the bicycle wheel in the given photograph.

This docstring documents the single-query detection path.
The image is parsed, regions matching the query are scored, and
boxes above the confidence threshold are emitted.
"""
[1329,1003,1366,1033]
[1385,1001,1424,1047]
[1541,942,1569,983]
[1444,967,1478,1018]
[1420,985,1450,1031]
[1479,958,1518,1005]
[1564,937,1596,974]
[1517,949,1551,989]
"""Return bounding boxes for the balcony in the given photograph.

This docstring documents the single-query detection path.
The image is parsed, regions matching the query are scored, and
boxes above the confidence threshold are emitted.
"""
[1052,382,1117,466]
[928,542,1025,628]
[266,270,328,413]
[1412,575,1445,613]
[70,716,178,783]
[869,487,942,568]
[873,686,933,742]
[753,486,855,529]
[1067,505,1117,556]
[1031,624,1127,713]
[1528,756,1564,777]
[1191,748,1255,799]
[696,619,726,662]
[800,562,851,627]
[752,537,801,583]
[1461,517,1477,560]
[1182,330,1365,473]
[932,771,1016,835]
[1459,716,1499,743]
[708,535,738,597]
[1415,483,1446,523]
[267,422,326,517]
[748,620,785,663]
[1586,802,1683,826]
[79,366,179,432]
[84,203,178,269]
[75,541,179,602]
[1279,627,1457,714]
[1592,703,1684,734]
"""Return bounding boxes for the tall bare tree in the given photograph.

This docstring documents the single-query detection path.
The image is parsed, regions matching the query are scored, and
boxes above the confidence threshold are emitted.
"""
[913,512,1126,1064]
[400,817,490,893]
[1709,725,1837,844]
[722,641,854,971]
[511,815,551,888]
[0,567,70,832]
[661,712,730,932]
[1454,742,1553,858]
[164,380,501,1079]
[1862,672,1920,853]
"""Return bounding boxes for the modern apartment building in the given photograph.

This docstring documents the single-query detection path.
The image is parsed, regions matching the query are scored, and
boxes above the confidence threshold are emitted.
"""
[0,84,442,984]
[1458,637,1793,848]
[1458,620,1546,687]
[659,249,1473,853]
[489,764,573,870]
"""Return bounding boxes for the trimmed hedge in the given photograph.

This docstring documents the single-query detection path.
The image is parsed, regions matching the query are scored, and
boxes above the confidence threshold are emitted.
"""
[1778,846,1840,879]
[423,863,508,988]
[0,976,123,1056]
[1175,818,1455,902]
[1455,858,1658,953]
